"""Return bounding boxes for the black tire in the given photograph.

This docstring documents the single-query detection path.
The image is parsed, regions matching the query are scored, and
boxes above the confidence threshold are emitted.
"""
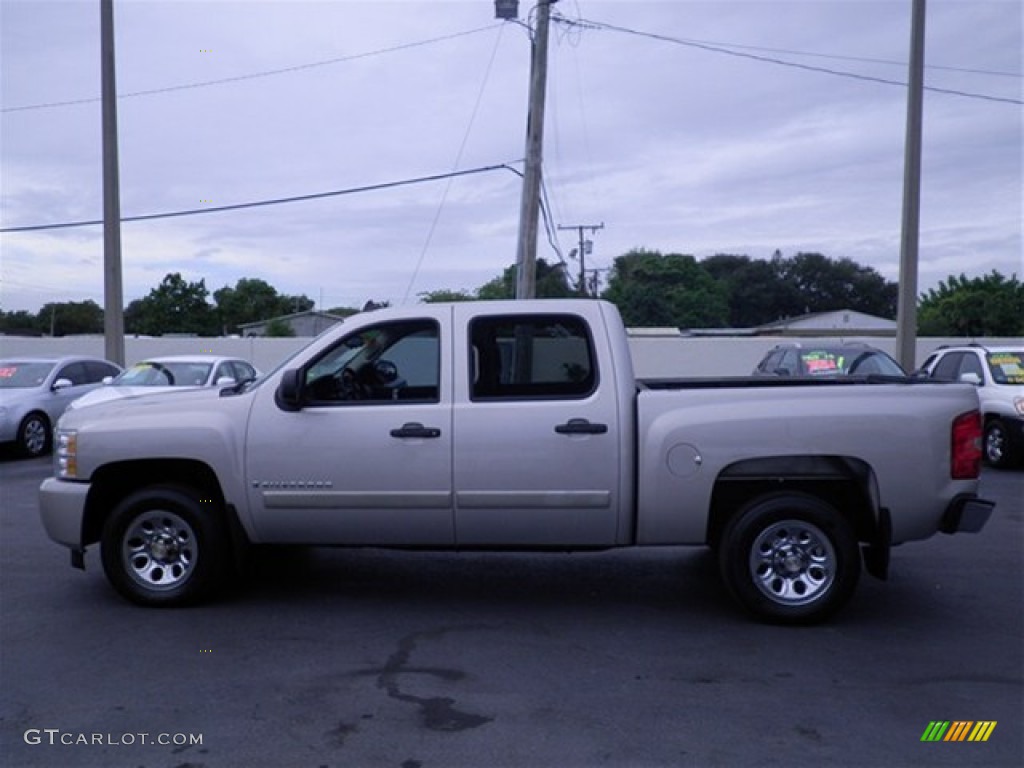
[983,419,1015,469]
[101,485,228,606]
[18,412,51,457]
[719,493,860,624]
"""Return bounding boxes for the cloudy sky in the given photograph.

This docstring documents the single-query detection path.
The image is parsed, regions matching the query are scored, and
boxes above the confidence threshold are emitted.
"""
[1,0,1021,314]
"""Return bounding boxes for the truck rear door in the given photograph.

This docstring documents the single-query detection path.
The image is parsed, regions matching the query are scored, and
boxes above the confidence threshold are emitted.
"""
[451,307,623,546]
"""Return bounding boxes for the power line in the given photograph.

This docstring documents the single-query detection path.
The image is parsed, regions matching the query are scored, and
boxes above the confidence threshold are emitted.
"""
[0,163,522,234]
[2,24,503,114]
[402,23,508,303]
[558,16,1023,106]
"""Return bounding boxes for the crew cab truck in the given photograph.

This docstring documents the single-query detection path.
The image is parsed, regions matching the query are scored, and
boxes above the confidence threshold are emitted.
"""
[39,300,994,623]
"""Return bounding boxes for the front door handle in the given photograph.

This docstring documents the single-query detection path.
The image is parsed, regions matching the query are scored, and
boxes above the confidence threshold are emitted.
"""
[390,422,441,439]
[554,418,608,435]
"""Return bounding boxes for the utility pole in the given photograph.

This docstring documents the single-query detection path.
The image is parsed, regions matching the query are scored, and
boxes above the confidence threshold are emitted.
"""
[514,0,557,299]
[101,0,125,365]
[558,222,604,296]
[895,0,926,372]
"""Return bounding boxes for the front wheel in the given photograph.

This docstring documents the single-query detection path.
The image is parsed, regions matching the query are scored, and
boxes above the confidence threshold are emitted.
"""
[984,420,1015,469]
[101,486,228,606]
[18,412,51,457]
[719,493,860,624]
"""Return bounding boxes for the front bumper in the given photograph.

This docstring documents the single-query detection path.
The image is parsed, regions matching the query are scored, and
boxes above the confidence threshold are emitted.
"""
[39,477,90,550]
[1001,414,1024,449]
[940,494,996,534]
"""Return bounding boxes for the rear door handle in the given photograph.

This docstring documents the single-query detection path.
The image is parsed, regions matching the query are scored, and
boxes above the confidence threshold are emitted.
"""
[390,422,441,439]
[555,418,608,435]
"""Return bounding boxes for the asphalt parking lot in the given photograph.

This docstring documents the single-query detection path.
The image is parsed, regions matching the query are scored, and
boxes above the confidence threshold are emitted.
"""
[1,454,1021,768]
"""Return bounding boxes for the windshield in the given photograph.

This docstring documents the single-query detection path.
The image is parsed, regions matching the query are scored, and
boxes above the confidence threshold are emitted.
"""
[799,349,903,376]
[986,351,1024,385]
[114,361,213,387]
[0,362,56,389]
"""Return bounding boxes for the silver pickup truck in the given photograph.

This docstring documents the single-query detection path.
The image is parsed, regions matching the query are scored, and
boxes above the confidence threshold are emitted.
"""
[39,300,994,623]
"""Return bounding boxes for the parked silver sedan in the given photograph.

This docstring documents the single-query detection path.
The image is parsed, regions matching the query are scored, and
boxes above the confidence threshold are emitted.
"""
[0,356,122,456]
[68,355,260,411]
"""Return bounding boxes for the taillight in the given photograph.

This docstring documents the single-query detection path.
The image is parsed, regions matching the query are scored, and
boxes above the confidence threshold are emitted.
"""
[951,410,982,479]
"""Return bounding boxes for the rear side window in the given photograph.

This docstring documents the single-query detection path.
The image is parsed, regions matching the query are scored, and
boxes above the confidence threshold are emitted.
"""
[931,352,965,381]
[470,314,596,400]
[56,362,89,386]
[84,361,120,382]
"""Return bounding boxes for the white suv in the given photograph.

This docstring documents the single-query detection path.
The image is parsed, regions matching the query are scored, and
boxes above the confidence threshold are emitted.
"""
[919,345,1024,468]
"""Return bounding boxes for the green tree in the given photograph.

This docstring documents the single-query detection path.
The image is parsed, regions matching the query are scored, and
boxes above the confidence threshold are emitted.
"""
[213,278,314,334]
[602,249,729,327]
[476,258,573,300]
[325,306,361,318]
[0,309,41,335]
[124,272,218,336]
[918,271,1024,336]
[701,254,801,327]
[37,300,104,336]
[418,289,476,303]
[777,252,898,318]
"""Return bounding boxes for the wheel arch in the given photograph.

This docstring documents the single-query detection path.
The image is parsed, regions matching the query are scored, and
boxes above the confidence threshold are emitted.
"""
[82,459,241,549]
[706,455,881,553]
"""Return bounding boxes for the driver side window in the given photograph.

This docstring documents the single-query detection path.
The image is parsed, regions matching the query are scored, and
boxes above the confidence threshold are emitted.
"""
[304,319,440,405]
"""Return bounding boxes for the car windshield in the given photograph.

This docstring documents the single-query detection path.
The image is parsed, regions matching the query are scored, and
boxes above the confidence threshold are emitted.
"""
[798,349,903,376]
[0,362,56,389]
[986,351,1024,385]
[114,361,213,387]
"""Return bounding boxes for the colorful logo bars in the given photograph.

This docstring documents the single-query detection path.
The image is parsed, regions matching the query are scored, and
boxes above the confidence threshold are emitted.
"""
[921,721,997,742]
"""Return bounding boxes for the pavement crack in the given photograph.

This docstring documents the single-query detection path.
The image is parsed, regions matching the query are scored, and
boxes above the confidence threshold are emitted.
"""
[375,625,495,732]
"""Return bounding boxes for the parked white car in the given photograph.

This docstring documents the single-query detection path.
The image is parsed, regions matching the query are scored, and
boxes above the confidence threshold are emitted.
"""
[0,356,122,456]
[69,355,259,411]
[918,344,1024,468]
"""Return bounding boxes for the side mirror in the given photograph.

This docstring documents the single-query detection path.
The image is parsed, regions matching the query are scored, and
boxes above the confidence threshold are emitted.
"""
[101,376,114,385]
[275,369,304,411]
[374,359,399,383]
[215,376,236,387]
[959,372,982,386]
[52,378,73,391]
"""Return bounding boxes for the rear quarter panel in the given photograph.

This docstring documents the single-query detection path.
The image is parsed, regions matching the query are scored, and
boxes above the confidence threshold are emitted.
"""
[636,381,982,545]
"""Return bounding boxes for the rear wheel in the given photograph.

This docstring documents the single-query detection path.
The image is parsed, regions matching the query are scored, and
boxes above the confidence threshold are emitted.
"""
[719,493,860,624]
[17,412,51,457]
[101,485,228,606]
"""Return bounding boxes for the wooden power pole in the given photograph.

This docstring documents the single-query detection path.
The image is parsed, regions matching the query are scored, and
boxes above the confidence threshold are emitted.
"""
[895,0,926,372]
[101,0,125,364]
[514,1,557,299]
[558,223,604,296]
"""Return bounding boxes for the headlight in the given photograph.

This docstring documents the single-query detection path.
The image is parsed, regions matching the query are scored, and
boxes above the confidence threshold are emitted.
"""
[56,429,78,479]
[1015,397,1024,417]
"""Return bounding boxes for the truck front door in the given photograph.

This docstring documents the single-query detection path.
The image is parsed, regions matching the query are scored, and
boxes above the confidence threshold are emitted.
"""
[245,311,454,545]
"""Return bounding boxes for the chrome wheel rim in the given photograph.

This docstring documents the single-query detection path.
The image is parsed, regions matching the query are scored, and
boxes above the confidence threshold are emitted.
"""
[22,418,47,455]
[122,510,197,591]
[985,426,1004,464]
[750,520,836,606]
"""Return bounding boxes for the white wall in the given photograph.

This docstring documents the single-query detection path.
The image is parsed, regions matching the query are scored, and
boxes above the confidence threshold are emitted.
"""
[1,333,1020,378]
[626,336,1024,377]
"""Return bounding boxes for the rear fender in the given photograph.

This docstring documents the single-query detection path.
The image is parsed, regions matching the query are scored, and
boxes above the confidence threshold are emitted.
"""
[708,455,888,578]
